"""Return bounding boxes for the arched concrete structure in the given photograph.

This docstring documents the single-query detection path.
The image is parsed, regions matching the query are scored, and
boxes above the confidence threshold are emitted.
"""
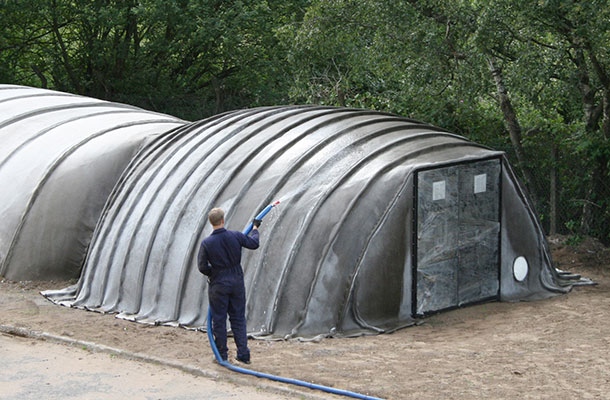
[45,105,579,338]
[0,85,185,280]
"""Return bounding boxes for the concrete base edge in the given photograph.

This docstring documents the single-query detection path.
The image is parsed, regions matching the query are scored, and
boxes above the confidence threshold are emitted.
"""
[0,324,331,400]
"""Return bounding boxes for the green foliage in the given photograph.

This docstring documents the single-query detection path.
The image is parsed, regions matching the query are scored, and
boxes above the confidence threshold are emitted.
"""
[1,0,609,242]
[564,220,584,246]
[1,0,295,119]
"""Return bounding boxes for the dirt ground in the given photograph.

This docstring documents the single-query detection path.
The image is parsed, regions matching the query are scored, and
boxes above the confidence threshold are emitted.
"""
[1,236,609,400]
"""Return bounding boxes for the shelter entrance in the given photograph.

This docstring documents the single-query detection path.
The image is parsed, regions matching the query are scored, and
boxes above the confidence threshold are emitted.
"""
[413,158,501,316]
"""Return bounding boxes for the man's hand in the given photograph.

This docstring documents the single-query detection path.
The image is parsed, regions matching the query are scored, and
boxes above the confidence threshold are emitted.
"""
[253,219,262,229]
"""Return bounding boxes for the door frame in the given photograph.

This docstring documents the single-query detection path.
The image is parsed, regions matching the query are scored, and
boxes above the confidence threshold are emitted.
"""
[411,155,503,317]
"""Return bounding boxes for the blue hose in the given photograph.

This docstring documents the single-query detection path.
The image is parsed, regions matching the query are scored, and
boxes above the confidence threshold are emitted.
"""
[242,200,280,236]
[206,201,383,400]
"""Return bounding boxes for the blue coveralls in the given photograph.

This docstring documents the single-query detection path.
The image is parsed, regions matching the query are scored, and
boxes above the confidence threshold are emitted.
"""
[197,227,259,362]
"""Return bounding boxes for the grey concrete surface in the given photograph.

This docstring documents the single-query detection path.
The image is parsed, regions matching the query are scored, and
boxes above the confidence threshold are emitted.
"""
[0,333,293,400]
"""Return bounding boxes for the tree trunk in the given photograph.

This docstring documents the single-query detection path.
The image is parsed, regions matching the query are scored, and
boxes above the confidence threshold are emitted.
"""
[337,86,346,107]
[573,48,598,131]
[549,142,558,235]
[576,41,610,234]
[32,65,48,88]
[114,2,137,81]
[50,0,82,94]
[487,56,540,206]
[585,41,610,139]
[213,77,225,114]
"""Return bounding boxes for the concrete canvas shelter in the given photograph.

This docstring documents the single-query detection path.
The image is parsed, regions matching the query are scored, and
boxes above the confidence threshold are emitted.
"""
[0,85,185,280]
[42,105,583,339]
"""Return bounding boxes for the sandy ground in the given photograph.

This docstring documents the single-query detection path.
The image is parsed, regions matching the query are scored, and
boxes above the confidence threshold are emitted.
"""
[1,236,608,400]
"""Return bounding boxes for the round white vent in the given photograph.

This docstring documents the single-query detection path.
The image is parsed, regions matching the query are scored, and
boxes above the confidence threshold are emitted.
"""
[513,256,529,282]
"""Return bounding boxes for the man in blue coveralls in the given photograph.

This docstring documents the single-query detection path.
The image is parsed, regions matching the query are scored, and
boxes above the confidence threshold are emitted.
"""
[197,207,261,364]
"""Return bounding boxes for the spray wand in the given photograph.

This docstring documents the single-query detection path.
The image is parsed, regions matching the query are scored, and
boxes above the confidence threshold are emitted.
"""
[206,201,382,400]
[242,200,280,236]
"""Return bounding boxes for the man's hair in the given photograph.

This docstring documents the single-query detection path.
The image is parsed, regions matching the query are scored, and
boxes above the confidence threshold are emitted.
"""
[208,208,224,226]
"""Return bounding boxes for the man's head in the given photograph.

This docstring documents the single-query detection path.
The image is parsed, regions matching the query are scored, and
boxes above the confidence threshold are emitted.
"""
[208,208,225,227]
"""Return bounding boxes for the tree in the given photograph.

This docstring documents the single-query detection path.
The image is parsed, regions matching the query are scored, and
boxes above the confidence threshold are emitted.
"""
[1,0,295,119]
[282,0,609,242]
[2,0,608,242]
